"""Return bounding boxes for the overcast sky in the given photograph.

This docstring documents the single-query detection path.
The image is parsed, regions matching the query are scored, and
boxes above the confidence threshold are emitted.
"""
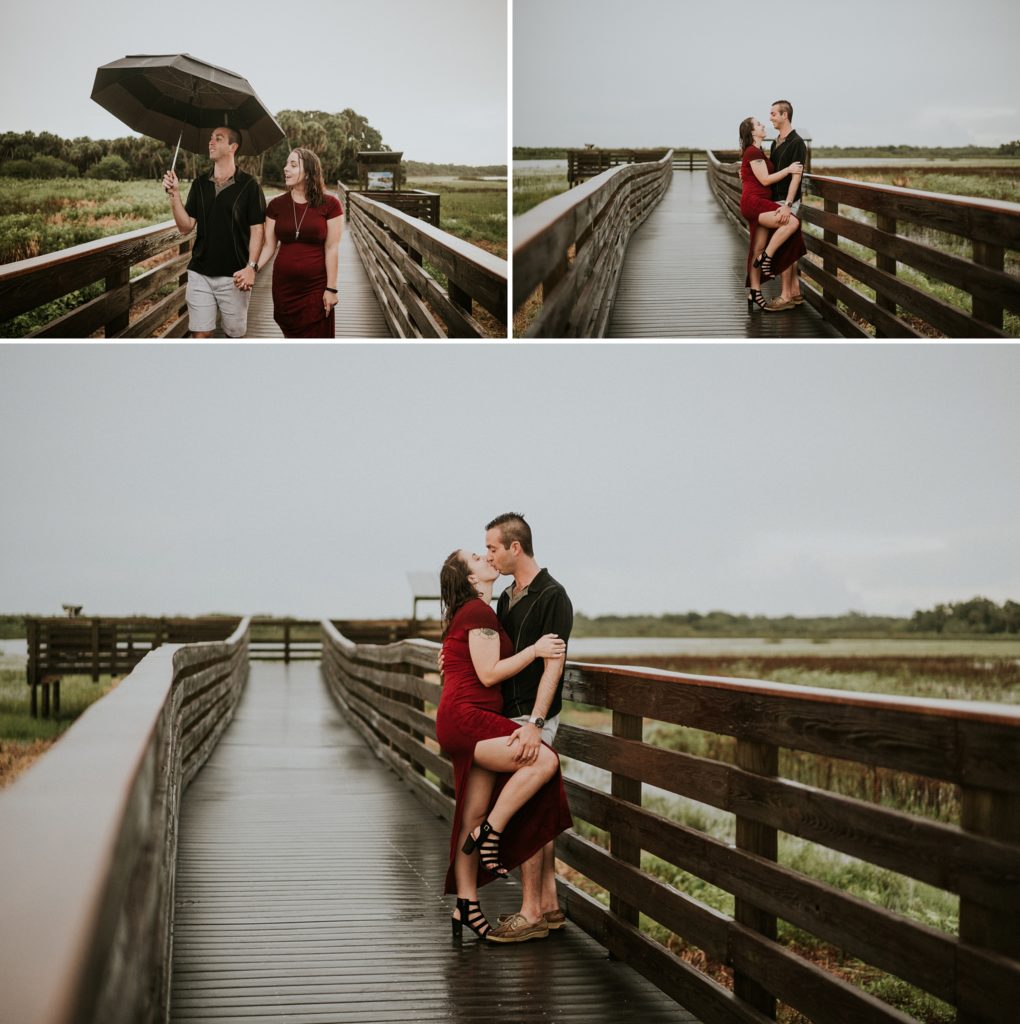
[1,344,1016,622]
[0,0,506,166]
[514,0,1020,149]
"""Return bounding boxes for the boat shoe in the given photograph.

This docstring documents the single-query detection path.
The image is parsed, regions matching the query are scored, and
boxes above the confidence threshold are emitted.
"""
[497,909,566,930]
[486,913,550,943]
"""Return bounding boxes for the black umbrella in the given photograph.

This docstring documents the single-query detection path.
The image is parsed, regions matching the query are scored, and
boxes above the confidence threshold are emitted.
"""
[91,53,286,173]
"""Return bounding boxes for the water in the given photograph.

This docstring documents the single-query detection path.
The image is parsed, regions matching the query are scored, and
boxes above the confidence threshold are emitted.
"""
[0,638,27,665]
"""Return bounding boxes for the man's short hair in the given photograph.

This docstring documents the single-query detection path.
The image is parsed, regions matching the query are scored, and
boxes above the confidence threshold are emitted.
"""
[772,100,793,122]
[214,126,242,150]
[486,512,534,557]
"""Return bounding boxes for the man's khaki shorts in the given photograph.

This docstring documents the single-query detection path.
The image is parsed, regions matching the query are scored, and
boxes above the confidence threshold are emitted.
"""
[510,713,560,746]
[186,270,251,337]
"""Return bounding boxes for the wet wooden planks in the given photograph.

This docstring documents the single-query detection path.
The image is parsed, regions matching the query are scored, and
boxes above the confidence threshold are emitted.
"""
[241,226,391,338]
[607,171,839,338]
[171,661,695,1024]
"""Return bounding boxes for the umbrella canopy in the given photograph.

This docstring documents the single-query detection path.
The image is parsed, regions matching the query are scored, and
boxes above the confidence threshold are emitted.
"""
[91,53,286,156]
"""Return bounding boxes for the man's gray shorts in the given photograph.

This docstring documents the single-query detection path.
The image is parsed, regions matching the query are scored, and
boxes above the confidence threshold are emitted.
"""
[186,270,251,337]
[511,713,560,746]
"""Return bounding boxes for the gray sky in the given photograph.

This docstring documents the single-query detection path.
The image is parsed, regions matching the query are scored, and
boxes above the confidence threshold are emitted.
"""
[514,0,1020,149]
[1,344,1017,621]
[0,0,507,166]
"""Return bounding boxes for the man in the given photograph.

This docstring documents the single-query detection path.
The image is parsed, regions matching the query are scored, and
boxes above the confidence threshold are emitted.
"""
[483,512,573,943]
[162,126,265,338]
[767,99,806,310]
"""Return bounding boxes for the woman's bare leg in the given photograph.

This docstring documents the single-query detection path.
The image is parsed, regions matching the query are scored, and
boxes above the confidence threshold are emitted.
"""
[471,736,559,833]
[749,224,769,289]
[757,210,800,256]
[454,764,496,901]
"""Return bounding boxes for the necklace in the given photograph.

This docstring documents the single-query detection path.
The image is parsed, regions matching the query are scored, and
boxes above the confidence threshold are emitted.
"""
[292,193,309,240]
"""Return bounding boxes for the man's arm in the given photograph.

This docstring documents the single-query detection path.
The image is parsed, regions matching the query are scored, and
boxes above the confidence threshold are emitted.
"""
[235,223,265,291]
[783,140,807,204]
[162,170,196,234]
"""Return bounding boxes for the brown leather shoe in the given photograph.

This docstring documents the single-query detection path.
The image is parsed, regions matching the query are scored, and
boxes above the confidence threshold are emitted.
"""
[791,294,805,304]
[486,913,549,943]
[766,297,795,311]
[498,909,566,930]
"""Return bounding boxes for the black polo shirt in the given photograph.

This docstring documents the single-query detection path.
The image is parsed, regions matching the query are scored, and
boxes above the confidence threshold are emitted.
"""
[496,568,573,720]
[769,129,807,203]
[184,168,266,277]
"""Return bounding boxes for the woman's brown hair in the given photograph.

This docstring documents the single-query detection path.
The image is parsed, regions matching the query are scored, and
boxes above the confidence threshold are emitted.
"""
[739,117,757,152]
[291,147,327,207]
[440,550,479,637]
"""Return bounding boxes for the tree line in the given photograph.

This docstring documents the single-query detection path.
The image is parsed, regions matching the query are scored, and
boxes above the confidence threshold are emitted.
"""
[0,109,393,183]
[574,597,1020,638]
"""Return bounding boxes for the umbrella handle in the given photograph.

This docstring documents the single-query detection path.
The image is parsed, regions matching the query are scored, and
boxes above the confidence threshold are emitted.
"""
[165,130,183,194]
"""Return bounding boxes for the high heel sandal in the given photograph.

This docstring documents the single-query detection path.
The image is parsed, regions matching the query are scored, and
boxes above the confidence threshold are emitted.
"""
[747,289,773,313]
[462,820,508,877]
[451,897,491,940]
[753,250,775,280]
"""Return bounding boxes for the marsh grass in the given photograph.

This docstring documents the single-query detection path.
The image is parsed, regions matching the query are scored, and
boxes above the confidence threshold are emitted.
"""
[0,666,117,787]
[406,176,506,258]
[513,171,569,216]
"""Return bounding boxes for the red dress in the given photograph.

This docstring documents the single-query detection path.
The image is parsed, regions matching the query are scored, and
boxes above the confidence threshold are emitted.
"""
[739,146,806,284]
[436,599,572,894]
[266,192,343,337]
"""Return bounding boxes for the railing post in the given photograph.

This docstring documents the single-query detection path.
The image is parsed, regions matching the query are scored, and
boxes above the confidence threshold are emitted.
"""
[957,783,1020,1023]
[284,620,292,664]
[822,197,838,308]
[610,710,642,930]
[876,214,898,325]
[733,738,779,1019]
[27,618,38,717]
[91,618,100,682]
[449,281,472,315]
[971,241,1005,329]
[105,266,130,336]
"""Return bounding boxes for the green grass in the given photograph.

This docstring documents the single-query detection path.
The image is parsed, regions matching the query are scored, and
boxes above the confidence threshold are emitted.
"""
[406,176,506,257]
[0,667,115,742]
[513,170,569,217]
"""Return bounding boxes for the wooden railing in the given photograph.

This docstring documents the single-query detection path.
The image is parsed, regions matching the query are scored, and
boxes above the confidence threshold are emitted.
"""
[0,618,249,1024]
[320,624,1020,1024]
[337,183,507,337]
[340,184,441,226]
[513,149,673,336]
[0,220,194,338]
[707,149,1020,338]
[249,617,323,662]
[25,615,243,716]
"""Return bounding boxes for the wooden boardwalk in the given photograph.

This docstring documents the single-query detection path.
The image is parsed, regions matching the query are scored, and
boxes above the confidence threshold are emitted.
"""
[240,226,391,338]
[171,661,695,1024]
[607,171,839,338]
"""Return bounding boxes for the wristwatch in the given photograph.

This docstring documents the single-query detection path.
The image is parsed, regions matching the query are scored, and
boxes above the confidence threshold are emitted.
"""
[247,260,258,272]
[528,716,546,728]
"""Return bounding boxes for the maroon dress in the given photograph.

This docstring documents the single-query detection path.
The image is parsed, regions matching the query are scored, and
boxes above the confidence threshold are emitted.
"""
[266,192,343,337]
[436,599,572,894]
[739,145,806,284]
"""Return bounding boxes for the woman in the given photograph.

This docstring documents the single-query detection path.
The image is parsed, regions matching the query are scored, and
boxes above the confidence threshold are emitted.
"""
[738,117,805,313]
[255,148,343,337]
[436,548,573,944]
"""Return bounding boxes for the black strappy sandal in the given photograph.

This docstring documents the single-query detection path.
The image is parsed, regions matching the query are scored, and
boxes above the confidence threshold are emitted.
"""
[451,897,491,940]
[747,289,773,313]
[753,250,776,280]
[462,820,508,877]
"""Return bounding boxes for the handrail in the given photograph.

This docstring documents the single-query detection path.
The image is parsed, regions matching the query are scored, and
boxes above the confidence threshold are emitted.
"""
[337,183,507,337]
[706,149,1020,338]
[320,622,1020,1024]
[249,616,322,662]
[0,617,250,1024]
[513,149,673,336]
[0,220,194,338]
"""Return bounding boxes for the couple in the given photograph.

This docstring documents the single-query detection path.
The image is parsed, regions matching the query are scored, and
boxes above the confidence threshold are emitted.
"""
[436,513,573,944]
[739,100,807,313]
[162,127,342,338]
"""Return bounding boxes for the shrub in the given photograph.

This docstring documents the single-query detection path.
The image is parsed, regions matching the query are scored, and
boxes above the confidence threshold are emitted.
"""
[29,155,78,179]
[84,155,131,181]
[0,160,35,179]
